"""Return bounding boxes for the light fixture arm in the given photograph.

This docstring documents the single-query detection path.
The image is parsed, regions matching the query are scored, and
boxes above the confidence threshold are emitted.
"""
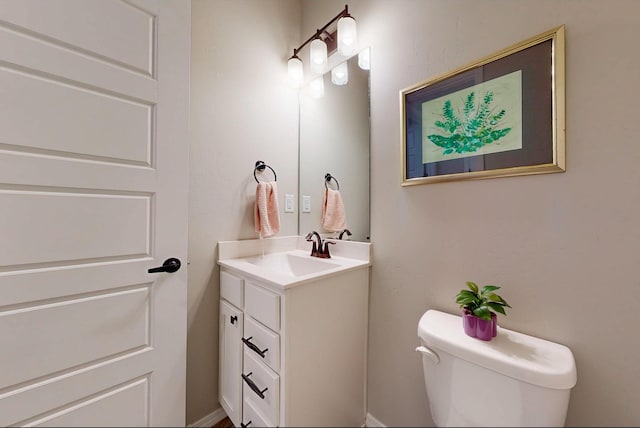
[288,5,350,59]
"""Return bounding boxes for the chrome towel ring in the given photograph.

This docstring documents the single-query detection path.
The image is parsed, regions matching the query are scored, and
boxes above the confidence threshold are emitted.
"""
[254,160,277,183]
[324,173,340,190]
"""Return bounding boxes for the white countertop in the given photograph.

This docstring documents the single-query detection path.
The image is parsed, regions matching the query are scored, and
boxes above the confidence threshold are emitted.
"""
[217,236,371,289]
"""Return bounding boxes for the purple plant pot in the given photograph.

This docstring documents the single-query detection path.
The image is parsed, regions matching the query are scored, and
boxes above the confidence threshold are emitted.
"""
[491,312,497,337]
[462,310,497,341]
[476,316,494,341]
[462,310,477,337]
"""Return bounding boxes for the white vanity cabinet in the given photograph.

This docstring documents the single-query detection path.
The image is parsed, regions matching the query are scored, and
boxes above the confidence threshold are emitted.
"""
[219,271,244,425]
[218,265,369,427]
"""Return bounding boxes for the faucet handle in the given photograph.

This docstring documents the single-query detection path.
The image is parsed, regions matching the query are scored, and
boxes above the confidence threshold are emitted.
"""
[322,240,336,258]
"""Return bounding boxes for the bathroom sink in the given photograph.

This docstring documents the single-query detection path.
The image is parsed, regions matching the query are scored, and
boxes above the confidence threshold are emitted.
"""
[217,237,371,289]
[244,252,340,277]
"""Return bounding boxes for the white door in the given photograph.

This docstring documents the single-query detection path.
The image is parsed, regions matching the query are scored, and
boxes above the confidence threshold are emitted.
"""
[0,1,189,426]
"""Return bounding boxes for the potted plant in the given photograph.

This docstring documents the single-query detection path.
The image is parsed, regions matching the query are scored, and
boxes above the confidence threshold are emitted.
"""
[455,281,511,341]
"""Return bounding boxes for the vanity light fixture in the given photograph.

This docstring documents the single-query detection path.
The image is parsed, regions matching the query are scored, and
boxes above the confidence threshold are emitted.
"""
[309,75,325,98]
[287,4,357,87]
[358,47,370,70]
[331,61,348,85]
[310,36,328,74]
[287,53,304,88]
[337,10,357,56]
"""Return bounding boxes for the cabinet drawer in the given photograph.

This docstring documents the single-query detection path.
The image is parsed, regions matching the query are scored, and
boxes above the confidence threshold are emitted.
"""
[221,270,243,308]
[244,316,280,373]
[242,398,274,428]
[244,281,280,332]
[242,349,279,425]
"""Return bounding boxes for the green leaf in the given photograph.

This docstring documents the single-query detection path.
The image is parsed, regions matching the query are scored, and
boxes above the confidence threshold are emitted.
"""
[466,281,479,294]
[457,289,477,297]
[480,285,500,295]
[455,295,476,306]
[427,134,458,149]
[491,294,511,307]
[486,302,507,315]
[456,290,480,305]
[464,92,475,115]
[486,293,502,302]
[472,305,492,321]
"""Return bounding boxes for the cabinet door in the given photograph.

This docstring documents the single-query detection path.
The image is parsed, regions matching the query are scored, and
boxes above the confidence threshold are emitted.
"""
[219,300,243,426]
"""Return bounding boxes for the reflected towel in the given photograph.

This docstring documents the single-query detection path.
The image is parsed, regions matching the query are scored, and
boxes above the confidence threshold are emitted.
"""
[254,181,280,238]
[322,188,347,232]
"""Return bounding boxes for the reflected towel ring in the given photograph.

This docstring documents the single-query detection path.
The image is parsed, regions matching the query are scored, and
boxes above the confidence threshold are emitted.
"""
[325,173,340,190]
[254,160,277,183]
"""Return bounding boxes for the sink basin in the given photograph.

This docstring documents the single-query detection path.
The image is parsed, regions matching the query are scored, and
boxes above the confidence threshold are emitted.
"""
[244,252,340,277]
[217,238,371,289]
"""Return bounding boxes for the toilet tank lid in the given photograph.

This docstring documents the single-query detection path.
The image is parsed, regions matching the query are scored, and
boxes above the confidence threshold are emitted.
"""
[417,310,577,390]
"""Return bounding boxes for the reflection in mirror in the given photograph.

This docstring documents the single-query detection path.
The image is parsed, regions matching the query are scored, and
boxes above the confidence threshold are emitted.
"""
[299,51,370,242]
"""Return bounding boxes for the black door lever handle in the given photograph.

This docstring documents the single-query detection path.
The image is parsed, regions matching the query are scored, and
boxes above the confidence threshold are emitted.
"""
[148,258,181,273]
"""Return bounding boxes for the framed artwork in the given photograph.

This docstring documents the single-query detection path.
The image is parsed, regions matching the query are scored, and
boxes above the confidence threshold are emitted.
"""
[401,26,565,185]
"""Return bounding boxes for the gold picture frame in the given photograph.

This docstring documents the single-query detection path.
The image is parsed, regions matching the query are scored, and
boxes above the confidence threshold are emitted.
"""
[400,25,565,186]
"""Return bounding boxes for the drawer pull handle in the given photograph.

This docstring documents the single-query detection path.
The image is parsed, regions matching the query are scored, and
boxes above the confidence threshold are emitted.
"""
[241,372,268,399]
[241,421,252,427]
[242,336,268,358]
[230,315,238,325]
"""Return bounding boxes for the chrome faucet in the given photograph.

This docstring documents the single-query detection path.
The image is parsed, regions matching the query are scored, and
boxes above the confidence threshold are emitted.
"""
[305,231,323,257]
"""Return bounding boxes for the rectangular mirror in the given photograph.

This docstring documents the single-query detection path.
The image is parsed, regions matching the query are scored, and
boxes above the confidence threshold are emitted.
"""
[298,50,371,242]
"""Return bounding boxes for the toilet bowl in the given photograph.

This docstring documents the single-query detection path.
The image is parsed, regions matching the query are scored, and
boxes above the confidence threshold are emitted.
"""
[417,310,577,427]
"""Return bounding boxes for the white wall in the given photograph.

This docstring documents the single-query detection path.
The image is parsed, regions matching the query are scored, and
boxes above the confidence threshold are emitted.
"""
[354,0,640,426]
[188,0,300,422]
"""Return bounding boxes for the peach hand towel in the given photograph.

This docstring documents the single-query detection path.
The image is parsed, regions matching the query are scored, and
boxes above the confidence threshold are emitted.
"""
[321,188,347,232]
[254,181,280,238]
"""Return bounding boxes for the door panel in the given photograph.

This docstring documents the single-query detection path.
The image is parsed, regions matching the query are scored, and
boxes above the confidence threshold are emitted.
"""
[0,1,189,426]
[30,378,150,427]
[0,350,152,425]
[0,0,154,75]
[0,190,150,267]
[0,22,156,102]
[0,67,153,164]
[0,285,150,388]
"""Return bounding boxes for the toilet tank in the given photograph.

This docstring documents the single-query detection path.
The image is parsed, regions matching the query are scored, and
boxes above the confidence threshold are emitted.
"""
[417,310,577,427]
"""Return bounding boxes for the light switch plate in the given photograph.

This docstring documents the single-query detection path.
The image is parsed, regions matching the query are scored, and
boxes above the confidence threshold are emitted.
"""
[285,194,295,213]
[302,195,311,213]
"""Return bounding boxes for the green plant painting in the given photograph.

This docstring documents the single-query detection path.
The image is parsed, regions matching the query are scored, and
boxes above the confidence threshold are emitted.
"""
[422,70,522,164]
[428,91,511,155]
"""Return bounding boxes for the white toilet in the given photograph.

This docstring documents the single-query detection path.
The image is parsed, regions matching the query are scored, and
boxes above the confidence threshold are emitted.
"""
[417,310,577,427]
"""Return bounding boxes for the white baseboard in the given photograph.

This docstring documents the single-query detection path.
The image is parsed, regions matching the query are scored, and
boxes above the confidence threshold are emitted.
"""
[365,413,386,427]
[188,407,228,428]
[190,408,382,427]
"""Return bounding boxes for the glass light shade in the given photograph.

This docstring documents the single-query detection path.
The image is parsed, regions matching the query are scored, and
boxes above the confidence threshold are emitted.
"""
[358,48,370,70]
[309,76,325,98]
[331,61,348,86]
[337,16,357,56]
[310,38,328,74]
[287,56,304,88]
